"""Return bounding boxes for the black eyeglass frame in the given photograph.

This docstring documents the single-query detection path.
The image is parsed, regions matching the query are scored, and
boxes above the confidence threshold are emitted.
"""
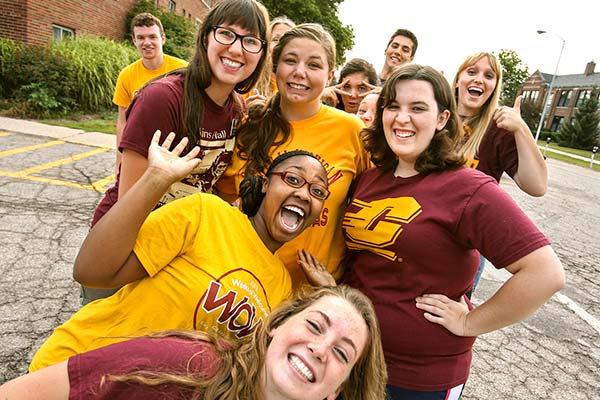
[269,171,330,200]
[210,26,265,54]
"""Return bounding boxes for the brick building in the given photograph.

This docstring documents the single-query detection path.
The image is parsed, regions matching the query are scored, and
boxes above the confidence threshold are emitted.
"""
[519,61,600,132]
[0,0,215,47]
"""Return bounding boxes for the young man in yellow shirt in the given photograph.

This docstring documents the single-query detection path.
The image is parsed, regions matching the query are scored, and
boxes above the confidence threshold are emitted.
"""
[112,13,188,170]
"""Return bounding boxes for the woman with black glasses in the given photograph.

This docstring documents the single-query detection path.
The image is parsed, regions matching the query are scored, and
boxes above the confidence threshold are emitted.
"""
[30,133,330,372]
[84,0,270,303]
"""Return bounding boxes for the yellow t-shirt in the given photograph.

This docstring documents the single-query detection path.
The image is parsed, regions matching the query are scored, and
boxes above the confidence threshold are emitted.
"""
[112,54,188,108]
[216,105,368,286]
[29,194,291,372]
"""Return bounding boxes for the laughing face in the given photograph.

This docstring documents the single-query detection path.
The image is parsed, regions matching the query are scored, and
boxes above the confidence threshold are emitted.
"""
[383,79,450,177]
[384,35,415,71]
[455,56,498,117]
[253,155,327,252]
[263,295,368,400]
[206,23,263,93]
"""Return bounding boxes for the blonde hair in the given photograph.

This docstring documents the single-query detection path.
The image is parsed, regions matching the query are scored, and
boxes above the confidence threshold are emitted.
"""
[451,52,502,160]
[104,285,387,400]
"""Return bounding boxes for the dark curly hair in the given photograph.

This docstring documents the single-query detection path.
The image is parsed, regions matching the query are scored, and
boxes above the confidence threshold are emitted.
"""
[362,64,465,174]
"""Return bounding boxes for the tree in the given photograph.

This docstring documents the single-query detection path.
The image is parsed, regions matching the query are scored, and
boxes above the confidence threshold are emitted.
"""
[520,98,542,135]
[497,49,529,106]
[558,89,600,150]
[259,0,354,66]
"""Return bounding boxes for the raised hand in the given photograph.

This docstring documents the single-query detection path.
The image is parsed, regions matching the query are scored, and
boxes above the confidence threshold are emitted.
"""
[415,293,471,337]
[146,130,201,185]
[298,249,336,286]
[493,95,527,133]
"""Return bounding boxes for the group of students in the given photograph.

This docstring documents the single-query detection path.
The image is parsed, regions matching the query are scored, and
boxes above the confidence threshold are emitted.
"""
[0,0,565,399]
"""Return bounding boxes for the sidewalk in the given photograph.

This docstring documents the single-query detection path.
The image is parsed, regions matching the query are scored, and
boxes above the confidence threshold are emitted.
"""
[0,116,115,149]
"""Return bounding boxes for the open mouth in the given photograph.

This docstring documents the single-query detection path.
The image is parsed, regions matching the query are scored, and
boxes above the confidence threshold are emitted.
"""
[288,82,309,91]
[222,58,242,69]
[280,205,305,231]
[289,354,315,383]
[467,87,483,97]
[394,129,415,139]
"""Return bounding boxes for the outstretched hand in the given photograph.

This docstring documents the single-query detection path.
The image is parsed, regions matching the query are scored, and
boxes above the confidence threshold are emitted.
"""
[321,78,378,107]
[298,249,336,286]
[493,95,527,133]
[146,130,201,185]
[415,293,471,337]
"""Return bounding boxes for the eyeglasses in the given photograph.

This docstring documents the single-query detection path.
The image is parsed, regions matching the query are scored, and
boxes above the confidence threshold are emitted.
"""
[211,26,265,54]
[269,171,330,200]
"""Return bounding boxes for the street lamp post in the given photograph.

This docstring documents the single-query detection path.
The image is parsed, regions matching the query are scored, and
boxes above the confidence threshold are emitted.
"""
[534,30,565,143]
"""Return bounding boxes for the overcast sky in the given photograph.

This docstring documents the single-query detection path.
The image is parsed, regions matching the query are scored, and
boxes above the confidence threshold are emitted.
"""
[338,0,598,80]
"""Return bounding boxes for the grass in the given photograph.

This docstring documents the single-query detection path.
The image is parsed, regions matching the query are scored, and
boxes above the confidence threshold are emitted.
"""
[537,141,600,171]
[40,110,117,135]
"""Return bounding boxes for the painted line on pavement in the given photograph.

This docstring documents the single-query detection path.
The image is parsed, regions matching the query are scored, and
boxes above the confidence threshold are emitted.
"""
[554,292,600,335]
[17,147,109,175]
[91,174,116,192]
[0,170,102,191]
[0,131,11,137]
[0,140,64,157]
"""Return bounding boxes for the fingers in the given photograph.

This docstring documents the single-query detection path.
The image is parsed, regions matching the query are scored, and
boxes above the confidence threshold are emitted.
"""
[513,95,522,112]
[151,130,162,145]
[335,78,350,88]
[160,131,176,149]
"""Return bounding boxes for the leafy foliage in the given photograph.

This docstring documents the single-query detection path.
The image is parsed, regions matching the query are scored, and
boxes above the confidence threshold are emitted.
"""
[520,98,542,133]
[0,36,137,117]
[125,0,196,60]
[53,35,138,110]
[558,89,600,150]
[259,0,354,66]
[497,49,529,106]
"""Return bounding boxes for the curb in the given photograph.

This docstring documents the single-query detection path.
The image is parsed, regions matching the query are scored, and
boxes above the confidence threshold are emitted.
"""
[0,116,116,149]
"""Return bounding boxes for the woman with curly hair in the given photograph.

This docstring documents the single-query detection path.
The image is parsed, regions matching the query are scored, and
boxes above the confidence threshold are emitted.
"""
[1,286,387,400]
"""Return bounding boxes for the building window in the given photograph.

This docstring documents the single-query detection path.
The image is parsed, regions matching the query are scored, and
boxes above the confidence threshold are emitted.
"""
[576,89,592,108]
[530,90,539,103]
[557,90,571,107]
[52,24,74,41]
[169,0,176,12]
[182,8,186,16]
[550,116,564,132]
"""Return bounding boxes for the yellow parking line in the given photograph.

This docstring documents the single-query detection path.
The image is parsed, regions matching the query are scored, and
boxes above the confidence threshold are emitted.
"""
[0,131,11,137]
[0,170,101,191]
[91,174,116,192]
[0,140,64,157]
[18,147,109,175]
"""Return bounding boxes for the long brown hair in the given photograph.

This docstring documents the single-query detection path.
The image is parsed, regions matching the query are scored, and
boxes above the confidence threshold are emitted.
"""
[363,64,465,174]
[181,0,270,145]
[106,285,387,400]
[451,52,502,160]
[235,23,337,177]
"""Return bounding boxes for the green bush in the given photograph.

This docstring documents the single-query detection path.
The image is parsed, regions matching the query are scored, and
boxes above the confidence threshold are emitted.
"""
[53,35,138,110]
[0,38,22,97]
[126,0,196,60]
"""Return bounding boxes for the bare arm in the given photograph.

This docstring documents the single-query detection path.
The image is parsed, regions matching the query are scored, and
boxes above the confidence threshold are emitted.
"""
[114,106,127,174]
[495,96,548,197]
[74,131,201,288]
[0,361,69,400]
[118,148,149,199]
[416,245,565,336]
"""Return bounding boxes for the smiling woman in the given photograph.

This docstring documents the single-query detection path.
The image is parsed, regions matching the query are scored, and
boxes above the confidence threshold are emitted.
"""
[0,286,388,400]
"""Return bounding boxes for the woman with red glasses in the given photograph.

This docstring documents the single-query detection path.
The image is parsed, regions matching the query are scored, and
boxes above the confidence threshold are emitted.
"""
[29,133,329,373]
[216,23,370,287]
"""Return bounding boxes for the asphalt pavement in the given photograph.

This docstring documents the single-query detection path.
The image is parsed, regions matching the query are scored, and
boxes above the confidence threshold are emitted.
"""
[0,116,598,398]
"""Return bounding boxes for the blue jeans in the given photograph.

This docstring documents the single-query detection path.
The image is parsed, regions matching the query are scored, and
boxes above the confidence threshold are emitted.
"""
[386,383,465,400]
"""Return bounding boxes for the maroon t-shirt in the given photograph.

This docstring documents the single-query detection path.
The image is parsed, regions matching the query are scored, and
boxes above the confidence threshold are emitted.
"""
[92,74,241,226]
[341,166,549,391]
[68,336,221,399]
[469,119,519,183]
